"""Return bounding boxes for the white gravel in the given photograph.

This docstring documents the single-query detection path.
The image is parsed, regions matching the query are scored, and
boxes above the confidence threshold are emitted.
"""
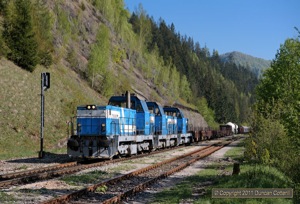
[124,138,244,204]
[0,136,243,203]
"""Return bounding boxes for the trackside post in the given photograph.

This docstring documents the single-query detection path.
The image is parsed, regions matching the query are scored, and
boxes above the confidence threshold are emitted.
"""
[39,72,50,159]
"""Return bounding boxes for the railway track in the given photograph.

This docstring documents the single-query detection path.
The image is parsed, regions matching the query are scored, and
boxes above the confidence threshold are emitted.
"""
[41,140,232,204]
[0,144,188,188]
[0,161,77,188]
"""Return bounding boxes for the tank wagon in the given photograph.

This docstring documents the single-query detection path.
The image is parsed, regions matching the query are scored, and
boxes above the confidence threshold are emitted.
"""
[67,92,193,159]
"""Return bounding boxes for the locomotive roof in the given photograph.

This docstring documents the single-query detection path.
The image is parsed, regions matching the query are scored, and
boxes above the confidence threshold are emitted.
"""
[109,94,144,102]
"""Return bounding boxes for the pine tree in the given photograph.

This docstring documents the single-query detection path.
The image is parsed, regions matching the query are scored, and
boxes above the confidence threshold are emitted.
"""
[31,0,53,67]
[3,0,38,71]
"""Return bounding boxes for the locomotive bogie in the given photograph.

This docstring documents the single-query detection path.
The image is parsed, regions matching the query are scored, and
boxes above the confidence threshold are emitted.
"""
[67,135,118,158]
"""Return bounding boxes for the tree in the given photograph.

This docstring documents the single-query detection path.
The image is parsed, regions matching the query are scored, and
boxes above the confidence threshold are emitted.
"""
[3,0,38,71]
[135,4,152,52]
[256,37,300,142]
[179,75,192,102]
[88,24,113,97]
[31,0,53,67]
[0,0,8,15]
[248,36,300,185]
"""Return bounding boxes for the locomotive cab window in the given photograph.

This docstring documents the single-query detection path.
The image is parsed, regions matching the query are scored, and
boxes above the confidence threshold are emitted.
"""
[155,108,161,116]
[109,101,126,108]
[177,112,182,118]
[136,101,144,112]
[130,101,135,109]
[148,106,154,114]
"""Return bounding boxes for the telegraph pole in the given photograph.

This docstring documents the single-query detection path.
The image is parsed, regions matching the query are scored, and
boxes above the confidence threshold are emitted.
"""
[39,72,50,158]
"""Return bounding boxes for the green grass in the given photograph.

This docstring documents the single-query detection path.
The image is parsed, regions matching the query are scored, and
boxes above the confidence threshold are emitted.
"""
[0,192,16,203]
[223,140,245,161]
[61,170,112,186]
[152,143,295,204]
[15,165,28,170]
[0,59,104,159]
[197,164,294,204]
[110,164,137,172]
[153,169,219,204]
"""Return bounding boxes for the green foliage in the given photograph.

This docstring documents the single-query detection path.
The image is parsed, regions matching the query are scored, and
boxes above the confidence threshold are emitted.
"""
[66,46,78,70]
[88,24,114,97]
[93,0,131,38]
[129,13,258,124]
[112,46,125,64]
[0,18,8,57]
[251,36,300,184]
[3,0,38,71]
[153,144,294,204]
[95,185,108,193]
[1,0,53,68]
[116,70,132,94]
[245,109,292,169]
[31,0,53,67]
[0,0,9,14]
[206,165,294,204]
[0,58,103,159]
[256,37,300,141]
[179,75,192,102]
[133,4,152,52]
[195,97,218,128]
[220,51,271,78]
[0,191,16,202]
[169,66,180,99]
[54,2,71,44]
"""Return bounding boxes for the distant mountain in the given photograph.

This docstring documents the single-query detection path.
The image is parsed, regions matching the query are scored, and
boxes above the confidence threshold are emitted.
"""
[220,51,271,78]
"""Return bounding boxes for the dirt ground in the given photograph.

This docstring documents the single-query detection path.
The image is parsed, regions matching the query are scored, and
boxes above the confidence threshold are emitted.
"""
[0,137,243,203]
[125,138,243,204]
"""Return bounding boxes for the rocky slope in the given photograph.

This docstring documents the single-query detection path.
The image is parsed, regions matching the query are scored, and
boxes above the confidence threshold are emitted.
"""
[0,0,208,159]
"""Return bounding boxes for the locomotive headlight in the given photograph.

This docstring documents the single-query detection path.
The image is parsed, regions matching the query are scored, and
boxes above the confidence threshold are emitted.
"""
[101,123,106,132]
[86,105,96,110]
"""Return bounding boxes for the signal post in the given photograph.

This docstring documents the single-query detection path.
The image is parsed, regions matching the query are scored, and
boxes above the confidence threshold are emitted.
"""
[39,72,50,158]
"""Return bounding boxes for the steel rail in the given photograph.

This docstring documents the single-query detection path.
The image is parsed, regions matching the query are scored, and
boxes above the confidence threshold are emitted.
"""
[101,144,227,204]
[41,141,231,204]
[0,143,191,188]
[0,162,78,180]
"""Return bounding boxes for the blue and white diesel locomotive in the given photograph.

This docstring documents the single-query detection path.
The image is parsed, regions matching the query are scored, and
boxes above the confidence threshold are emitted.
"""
[67,92,192,159]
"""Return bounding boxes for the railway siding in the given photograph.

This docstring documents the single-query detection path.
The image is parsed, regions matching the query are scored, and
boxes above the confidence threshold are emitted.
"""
[0,136,242,203]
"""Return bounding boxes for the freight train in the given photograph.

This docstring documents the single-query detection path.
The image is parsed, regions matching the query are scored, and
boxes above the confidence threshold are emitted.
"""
[67,92,234,159]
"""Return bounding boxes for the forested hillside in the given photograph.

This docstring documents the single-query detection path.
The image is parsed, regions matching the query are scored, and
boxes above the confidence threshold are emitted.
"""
[0,0,259,129]
[220,51,271,78]
[129,10,259,123]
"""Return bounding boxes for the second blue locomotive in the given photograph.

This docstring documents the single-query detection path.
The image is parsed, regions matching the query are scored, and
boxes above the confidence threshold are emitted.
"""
[67,92,192,159]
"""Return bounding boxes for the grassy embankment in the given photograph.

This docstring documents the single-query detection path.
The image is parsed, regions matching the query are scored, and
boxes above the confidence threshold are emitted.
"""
[152,139,295,204]
[0,58,104,159]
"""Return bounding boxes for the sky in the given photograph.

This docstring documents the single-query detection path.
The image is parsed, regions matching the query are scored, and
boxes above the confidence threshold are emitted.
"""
[124,0,300,60]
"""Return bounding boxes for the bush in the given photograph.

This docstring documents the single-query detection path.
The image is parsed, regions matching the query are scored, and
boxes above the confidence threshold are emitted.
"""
[245,109,292,171]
